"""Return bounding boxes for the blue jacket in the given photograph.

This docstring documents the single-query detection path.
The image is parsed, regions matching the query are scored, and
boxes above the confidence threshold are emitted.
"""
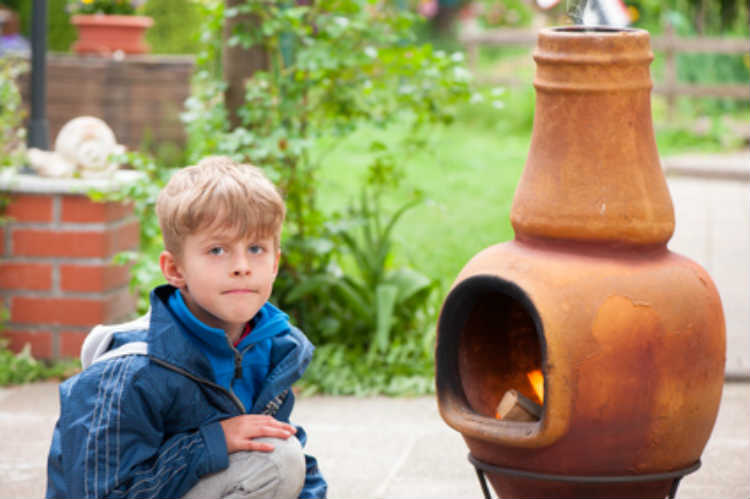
[166,288,285,411]
[46,285,327,499]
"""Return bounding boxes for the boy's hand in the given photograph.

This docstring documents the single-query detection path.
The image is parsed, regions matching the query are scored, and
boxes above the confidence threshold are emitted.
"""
[220,415,297,454]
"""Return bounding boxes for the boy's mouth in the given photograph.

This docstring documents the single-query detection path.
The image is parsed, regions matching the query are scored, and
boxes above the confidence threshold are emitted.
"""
[222,289,256,294]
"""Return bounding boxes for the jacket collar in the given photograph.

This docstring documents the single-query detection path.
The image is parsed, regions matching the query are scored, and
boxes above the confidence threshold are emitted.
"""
[146,284,315,404]
[147,285,216,380]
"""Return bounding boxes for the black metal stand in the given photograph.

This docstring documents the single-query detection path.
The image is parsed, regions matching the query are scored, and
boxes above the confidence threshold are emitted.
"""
[29,0,49,150]
[468,454,701,499]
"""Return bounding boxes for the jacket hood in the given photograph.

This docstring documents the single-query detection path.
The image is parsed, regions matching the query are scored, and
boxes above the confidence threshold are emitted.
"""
[168,288,291,355]
[80,312,151,369]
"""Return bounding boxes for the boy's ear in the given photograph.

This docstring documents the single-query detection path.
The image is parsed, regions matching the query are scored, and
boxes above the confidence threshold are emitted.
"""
[160,250,186,288]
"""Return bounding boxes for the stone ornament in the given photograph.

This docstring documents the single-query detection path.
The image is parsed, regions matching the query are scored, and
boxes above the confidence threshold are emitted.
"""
[28,116,126,179]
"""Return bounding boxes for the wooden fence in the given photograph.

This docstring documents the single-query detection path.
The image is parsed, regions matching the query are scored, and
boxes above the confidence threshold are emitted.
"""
[460,25,749,116]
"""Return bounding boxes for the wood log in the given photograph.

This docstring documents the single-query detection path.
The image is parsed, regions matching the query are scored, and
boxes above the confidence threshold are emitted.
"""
[496,389,542,422]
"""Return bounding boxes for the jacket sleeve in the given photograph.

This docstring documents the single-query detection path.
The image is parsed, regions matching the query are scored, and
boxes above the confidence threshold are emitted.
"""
[295,425,328,499]
[57,357,229,499]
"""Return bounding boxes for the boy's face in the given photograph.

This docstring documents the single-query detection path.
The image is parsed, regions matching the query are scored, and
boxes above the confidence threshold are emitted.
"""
[160,225,280,335]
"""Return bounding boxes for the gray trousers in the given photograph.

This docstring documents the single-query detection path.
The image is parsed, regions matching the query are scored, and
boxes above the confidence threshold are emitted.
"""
[182,437,306,499]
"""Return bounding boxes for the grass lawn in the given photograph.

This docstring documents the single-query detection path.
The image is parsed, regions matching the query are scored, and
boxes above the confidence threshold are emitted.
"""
[314,84,747,295]
[315,87,533,293]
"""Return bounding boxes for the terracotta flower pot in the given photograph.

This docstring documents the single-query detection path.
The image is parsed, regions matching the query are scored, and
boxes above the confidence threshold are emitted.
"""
[71,14,153,55]
[435,26,725,498]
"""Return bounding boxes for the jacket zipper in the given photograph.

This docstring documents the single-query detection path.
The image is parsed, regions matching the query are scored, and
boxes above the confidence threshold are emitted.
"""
[150,357,247,413]
[233,348,243,379]
[234,343,257,378]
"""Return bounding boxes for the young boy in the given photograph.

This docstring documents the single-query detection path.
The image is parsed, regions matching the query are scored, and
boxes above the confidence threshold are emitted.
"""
[46,157,327,499]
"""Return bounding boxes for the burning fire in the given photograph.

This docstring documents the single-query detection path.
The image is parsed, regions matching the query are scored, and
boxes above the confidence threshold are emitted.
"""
[494,369,545,421]
[527,369,544,403]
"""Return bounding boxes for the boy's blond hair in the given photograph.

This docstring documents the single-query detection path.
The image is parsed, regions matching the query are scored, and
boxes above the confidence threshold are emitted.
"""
[156,156,285,256]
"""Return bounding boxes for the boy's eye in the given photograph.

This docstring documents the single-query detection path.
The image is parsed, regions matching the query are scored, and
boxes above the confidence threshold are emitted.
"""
[209,247,225,255]
[249,245,265,255]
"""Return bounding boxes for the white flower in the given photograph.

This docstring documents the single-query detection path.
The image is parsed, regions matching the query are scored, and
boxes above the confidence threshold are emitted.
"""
[365,46,377,58]
[470,93,484,104]
[453,66,471,81]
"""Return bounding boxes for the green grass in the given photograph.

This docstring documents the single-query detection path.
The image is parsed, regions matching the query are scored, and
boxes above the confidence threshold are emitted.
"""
[314,88,533,292]
[313,84,747,293]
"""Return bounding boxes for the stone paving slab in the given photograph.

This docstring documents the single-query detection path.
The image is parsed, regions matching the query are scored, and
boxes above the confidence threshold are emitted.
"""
[1,381,747,499]
[662,151,749,182]
[296,385,750,499]
[666,174,749,378]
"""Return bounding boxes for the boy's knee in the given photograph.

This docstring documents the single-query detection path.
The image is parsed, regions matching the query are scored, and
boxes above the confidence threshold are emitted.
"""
[258,436,306,499]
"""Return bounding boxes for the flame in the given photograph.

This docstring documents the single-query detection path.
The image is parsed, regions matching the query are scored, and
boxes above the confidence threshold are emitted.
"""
[527,369,544,403]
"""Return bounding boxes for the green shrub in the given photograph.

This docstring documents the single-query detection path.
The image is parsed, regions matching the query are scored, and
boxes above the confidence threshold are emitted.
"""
[105,0,491,395]
[143,0,203,54]
[15,0,76,52]
[0,56,27,169]
[0,342,81,386]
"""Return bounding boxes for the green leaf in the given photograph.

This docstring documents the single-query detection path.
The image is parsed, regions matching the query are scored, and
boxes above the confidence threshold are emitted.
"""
[285,274,335,303]
[372,284,398,354]
[384,268,432,303]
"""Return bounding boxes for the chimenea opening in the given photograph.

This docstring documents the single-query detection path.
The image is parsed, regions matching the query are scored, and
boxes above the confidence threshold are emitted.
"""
[436,275,546,424]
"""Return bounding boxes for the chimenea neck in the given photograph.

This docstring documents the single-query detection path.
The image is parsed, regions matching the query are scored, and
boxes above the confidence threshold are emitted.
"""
[510,27,675,247]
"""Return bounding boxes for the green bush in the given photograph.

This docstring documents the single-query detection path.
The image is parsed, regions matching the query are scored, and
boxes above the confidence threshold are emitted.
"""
[143,0,203,54]
[0,56,26,170]
[15,0,76,52]
[0,342,80,386]
[103,0,491,395]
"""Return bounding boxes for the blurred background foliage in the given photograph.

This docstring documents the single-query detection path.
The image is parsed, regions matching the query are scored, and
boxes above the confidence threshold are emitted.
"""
[0,0,747,390]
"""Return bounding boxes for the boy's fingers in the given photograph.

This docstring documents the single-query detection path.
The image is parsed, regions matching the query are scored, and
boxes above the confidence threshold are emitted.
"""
[241,440,275,452]
[254,426,295,439]
[240,415,296,433]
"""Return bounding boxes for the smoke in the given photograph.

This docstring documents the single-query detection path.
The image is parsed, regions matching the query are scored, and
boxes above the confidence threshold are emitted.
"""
[565,0,632,27]
[566,0,587,25]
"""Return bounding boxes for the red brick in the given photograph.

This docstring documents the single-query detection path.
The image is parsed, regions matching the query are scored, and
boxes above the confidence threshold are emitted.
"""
[61,196,134,223]
[60,263,131,292]
[10,289,137,326]
[13,223,140,258]
[5,194,54,223]
[2,330,54,358]
[59,330,90,358]
[112,221,140,253]
[13,229,108,258]
[0,262,53,291]
[12,296,107,326]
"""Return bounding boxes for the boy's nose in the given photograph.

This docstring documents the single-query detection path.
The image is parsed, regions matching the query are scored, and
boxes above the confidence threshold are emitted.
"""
[232,257,252,276]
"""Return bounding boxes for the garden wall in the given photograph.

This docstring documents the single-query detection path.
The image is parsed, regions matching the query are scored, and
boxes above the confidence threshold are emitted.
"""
[19,53,195,151]
[0,173,140,360]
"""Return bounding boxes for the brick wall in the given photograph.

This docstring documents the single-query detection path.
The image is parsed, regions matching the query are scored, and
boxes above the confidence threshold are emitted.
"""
[19,53,195,151]
[1,173,140,359]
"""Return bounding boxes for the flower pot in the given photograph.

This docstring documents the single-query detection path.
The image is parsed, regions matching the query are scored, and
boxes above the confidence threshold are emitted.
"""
[71,14,153,55]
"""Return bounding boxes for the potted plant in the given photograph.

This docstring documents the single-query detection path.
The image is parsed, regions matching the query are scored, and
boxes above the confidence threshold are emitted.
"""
[68,0,153,55]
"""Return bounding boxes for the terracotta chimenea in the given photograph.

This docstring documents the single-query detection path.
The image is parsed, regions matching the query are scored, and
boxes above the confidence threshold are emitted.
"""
[436,27,725,499]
